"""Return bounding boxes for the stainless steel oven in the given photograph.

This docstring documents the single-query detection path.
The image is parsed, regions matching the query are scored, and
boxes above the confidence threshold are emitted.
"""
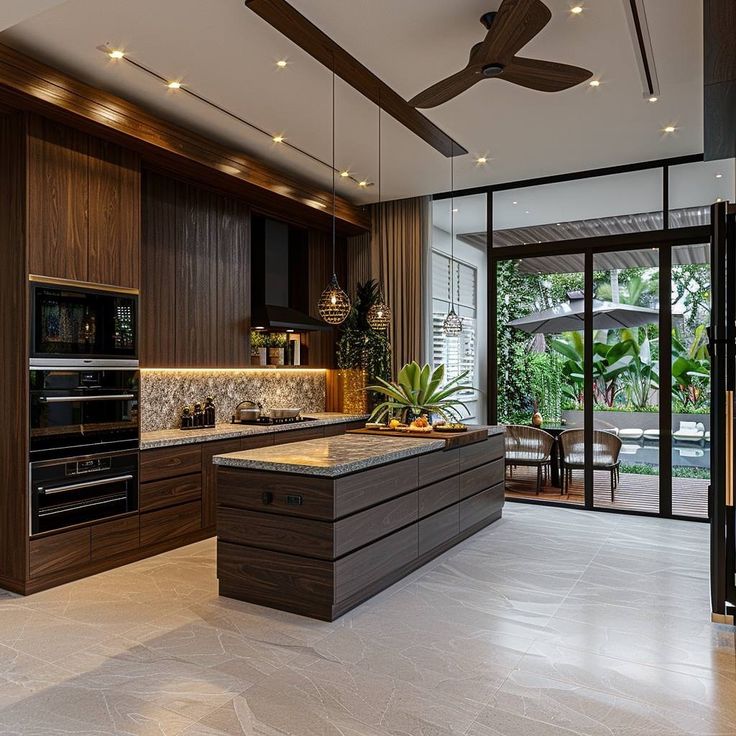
[30,278,137,364]
[30,367,139,460]
[30,450,138,535]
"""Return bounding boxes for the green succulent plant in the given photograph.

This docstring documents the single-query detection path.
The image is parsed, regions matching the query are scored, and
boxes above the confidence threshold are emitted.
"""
[367,361,474,424]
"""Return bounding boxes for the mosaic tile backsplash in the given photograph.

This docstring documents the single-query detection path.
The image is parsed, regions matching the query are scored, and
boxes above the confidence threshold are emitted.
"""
[140,370,327,432]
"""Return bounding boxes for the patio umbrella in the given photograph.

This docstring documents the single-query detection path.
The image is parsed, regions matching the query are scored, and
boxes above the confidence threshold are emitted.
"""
[507,296,660,334]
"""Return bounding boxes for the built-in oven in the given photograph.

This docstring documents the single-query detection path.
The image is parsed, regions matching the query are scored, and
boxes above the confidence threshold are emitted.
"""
[30,450,138,535]
[30,278,137,364]
[30,367,139,460]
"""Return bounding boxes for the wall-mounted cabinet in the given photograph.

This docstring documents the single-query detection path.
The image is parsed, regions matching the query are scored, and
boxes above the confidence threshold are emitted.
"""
[27,115,140,289]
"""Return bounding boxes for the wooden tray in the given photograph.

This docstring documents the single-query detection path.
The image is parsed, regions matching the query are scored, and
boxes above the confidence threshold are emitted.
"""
[348,427,489,449]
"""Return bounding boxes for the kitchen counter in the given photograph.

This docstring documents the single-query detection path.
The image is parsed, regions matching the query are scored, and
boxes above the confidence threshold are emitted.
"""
[215,427,506,620]
[213,433,447,477]
[140,413,369,450]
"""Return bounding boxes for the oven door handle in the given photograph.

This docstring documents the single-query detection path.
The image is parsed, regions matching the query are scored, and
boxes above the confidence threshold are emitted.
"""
[38,494,129,516]
[39,474,135,495]
[38,394,136,403]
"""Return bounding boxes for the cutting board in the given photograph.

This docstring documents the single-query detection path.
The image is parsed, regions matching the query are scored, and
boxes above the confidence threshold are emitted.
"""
[348,426,490,449]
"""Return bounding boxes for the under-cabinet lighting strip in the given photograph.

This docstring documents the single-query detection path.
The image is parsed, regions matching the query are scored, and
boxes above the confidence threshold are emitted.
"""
[98,45,373,190]
[140,368,328,373]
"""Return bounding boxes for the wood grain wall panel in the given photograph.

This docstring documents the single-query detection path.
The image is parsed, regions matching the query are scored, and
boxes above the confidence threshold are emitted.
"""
[0,113,27,586]
[27,115,88,281]
[88,138,141,288]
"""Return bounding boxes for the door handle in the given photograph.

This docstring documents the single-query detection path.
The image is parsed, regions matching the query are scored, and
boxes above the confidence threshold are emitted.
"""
[39,474,134,495]
[39,394,135,403]
[727,390,734,507]
[38,494,128,515]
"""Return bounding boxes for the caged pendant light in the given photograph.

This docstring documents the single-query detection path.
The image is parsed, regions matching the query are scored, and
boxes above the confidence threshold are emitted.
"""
[318,61,351,325]
[367,95,391,332]
[443,155,463,336]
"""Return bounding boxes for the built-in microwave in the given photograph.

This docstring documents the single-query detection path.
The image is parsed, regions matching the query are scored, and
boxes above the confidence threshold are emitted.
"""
[30,278,138,364]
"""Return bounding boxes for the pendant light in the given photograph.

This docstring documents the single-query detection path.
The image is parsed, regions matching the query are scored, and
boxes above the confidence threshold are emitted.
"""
[318,61,351,325]
[367,94,391,332]
[443,154,463,336]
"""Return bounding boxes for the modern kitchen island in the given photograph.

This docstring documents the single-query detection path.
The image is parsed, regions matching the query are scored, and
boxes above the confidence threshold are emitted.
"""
[213,427,505,620]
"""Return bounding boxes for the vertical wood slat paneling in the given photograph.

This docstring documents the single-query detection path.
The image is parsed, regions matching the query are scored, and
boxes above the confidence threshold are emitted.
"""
[88,138,141,288]
[27,115,88,281]
[0,112,28,587]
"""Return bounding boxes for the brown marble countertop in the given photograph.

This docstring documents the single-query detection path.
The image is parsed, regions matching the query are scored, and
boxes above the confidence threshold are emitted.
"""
[140,413,369,450]
[213,433,447,477]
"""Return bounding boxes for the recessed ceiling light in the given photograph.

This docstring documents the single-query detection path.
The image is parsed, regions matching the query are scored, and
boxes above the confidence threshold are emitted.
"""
[570,5,584,14]
[167,81,182,89]
[512,201,518,206]
[340,170,350,178]
[717,197,723,202]
[358,180,368,187]
[476,156,488,164]
[663,125,677,133]
[524,210,530,214]
[648,96,658,102]
[108,49,125,59]
[276,59,288,68]
[589,79,600,87]
[716,173,724,179]
[272,134,285,143]
[452,208,459,213]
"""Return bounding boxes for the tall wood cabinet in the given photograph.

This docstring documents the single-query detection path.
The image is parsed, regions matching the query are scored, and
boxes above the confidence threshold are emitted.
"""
[27,115,140,289]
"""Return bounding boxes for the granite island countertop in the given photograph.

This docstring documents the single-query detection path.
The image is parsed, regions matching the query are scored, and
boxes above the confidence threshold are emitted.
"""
[212,433,447,477]
[140,412,369,450]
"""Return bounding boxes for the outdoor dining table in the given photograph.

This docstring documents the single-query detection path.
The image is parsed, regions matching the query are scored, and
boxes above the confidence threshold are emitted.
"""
[538,424,570,488]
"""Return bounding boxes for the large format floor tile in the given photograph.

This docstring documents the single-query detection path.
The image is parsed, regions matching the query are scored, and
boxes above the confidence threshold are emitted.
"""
[0,504,732,735]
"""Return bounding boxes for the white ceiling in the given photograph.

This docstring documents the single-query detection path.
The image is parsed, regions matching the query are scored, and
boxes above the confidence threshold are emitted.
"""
[0,0,705,205]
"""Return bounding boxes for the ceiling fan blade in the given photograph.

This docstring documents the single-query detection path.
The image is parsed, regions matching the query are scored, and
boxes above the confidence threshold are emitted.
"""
[501,56,593,91]
[409,66,481,108]
[473,0,552,66]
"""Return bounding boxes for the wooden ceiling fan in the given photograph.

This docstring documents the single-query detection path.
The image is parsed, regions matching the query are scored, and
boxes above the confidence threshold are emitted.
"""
[409,0,593,108]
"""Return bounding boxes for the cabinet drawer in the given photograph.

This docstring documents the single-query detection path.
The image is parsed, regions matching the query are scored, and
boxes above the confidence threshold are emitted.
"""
[140,445,202,482]
[459,435,504,472]
[273,426,326,445]
[241,434,275,451]
[418,476,459,518]
[418,448,459,486]
[418,506,459,557]
[202,439,242,529]
[91,516,139,561]
[140,501,202,547]
[30,527,90,578]
[459,483,504,532]
[459,459,504,500]
[140,473,202,512]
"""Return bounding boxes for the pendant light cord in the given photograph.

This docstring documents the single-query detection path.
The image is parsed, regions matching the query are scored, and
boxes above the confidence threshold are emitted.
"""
[331,56,336,278]
[377,90,383,292]
[450,155,455,310]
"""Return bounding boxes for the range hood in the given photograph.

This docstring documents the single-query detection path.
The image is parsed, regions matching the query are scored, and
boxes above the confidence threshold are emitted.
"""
[251,216,332,332]
[251,304,329,332]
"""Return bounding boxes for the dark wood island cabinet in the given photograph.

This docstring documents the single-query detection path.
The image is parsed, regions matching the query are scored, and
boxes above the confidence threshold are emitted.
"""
[214,427,505,620]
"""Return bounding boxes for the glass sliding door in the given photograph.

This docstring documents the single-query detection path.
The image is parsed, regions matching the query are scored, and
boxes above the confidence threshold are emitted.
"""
[496,254,585,506]
[591,249,661,513]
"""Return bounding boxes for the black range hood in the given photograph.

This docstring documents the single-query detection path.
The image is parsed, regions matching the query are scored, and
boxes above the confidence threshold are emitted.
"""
[251,216,332,333]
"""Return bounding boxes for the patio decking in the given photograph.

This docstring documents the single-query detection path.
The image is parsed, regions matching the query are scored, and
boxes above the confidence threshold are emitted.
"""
[505,466,708,518]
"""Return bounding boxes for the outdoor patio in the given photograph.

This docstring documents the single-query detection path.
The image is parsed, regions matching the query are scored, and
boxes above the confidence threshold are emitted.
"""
[505,466,709,519]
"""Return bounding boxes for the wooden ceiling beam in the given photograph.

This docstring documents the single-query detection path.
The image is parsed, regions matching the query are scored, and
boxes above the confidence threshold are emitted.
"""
[0,42,369,233]
[245,0,468,158]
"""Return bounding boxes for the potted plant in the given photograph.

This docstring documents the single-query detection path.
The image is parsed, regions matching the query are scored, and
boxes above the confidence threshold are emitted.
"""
[367,361,474,425]
[267,333,287,366]
[250,330,268,366]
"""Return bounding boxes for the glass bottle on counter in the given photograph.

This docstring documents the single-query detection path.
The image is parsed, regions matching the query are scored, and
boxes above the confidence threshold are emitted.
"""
[204,396,216,428]
[180,406,193,430]
[193,402,205,428]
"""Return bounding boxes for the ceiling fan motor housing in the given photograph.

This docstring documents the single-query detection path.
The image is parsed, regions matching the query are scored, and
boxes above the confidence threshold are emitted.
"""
[482,63,505,77]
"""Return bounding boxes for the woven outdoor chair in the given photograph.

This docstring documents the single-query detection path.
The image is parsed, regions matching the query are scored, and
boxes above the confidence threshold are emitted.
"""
[558,429,623,500]
[504,425,554,494]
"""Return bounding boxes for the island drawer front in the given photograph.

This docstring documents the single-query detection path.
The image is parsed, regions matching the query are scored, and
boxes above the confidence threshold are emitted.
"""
[272,426,326,445]
[418,448,460,486]
[90,516,140,561]
[459,435,504,472]
[418,506,459,557]
[334,492,418,558]
[140,445,202,482]
[217,506,333,559]
[334,458,419,518]
[335,525,417,603]
[418,476,460,518]
[218,541,334,620]
[30,528,91,578]
[140,473,202,512]
[140,500,202,547]
[217,468,334,520]
[459,483,505,532]
[459,460,504,500]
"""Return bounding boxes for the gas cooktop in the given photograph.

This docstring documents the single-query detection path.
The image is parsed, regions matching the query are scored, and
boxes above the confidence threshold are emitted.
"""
[232,416,318,427]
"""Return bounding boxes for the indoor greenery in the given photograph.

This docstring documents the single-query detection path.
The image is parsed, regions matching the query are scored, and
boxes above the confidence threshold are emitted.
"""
[336,280,392,407]
[367,362,474,424]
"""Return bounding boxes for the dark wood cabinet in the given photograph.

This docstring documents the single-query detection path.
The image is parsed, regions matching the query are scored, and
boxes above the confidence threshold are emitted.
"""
[30,528,91,578]
[90,516,140,561]
[27,115,140,288]
[201,439,241,529]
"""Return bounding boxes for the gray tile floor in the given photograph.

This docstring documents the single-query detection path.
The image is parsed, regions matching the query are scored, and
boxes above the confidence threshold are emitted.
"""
[0,504,733,735]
